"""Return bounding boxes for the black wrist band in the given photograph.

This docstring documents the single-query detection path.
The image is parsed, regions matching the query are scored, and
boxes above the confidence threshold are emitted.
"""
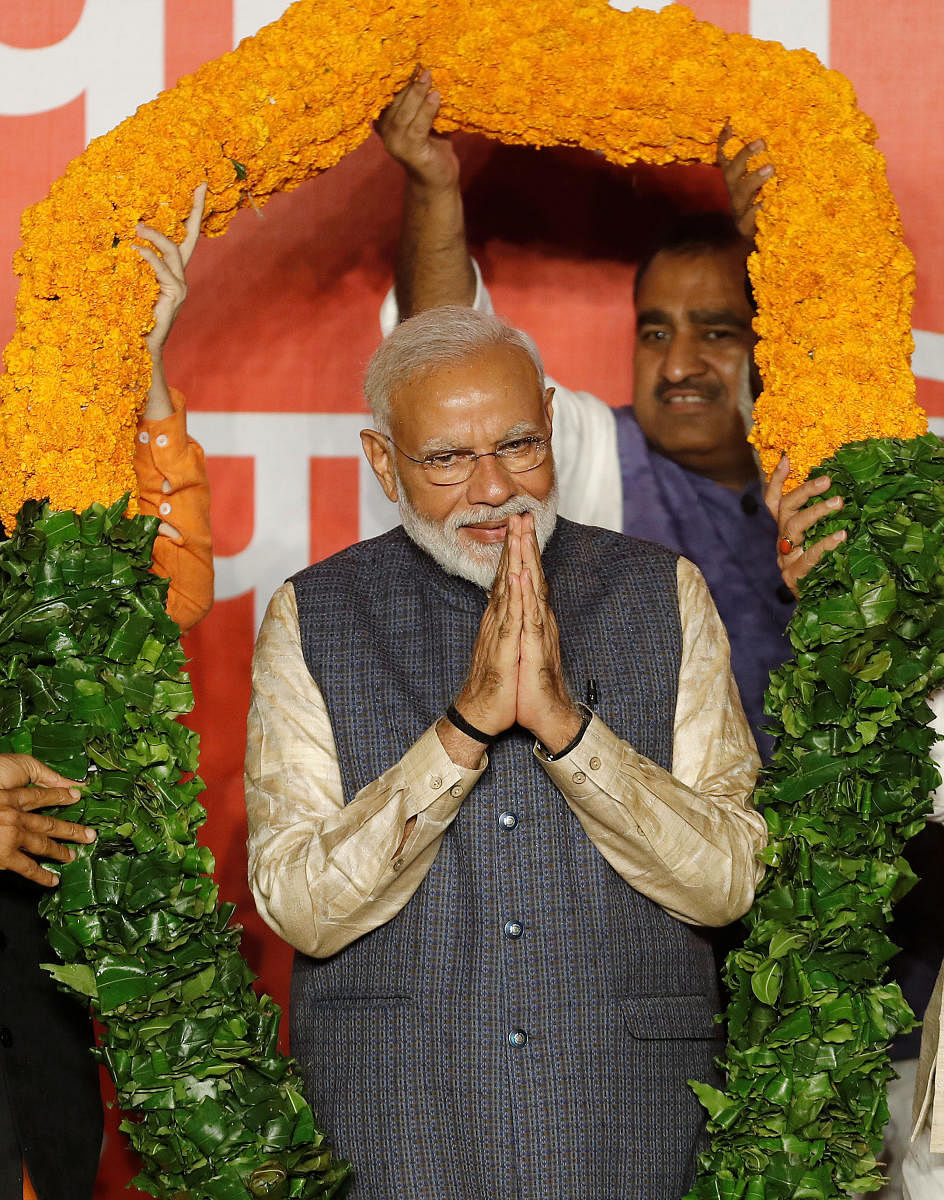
[446,704,494,744]
[540,706,592,762]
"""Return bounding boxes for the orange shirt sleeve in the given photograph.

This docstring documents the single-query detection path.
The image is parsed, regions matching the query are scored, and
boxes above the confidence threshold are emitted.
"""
[134,388,213,633]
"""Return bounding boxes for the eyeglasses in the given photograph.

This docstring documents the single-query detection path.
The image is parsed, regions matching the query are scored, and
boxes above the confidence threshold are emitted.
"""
[385,434,550,485]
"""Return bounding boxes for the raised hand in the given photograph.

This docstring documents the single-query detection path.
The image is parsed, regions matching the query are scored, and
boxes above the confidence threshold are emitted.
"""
[515,515,582,752]
[136,182,207,419]
[717,125,774,241]
[765,455,847,598]
[0,753,93,886]
[375,69,460,193]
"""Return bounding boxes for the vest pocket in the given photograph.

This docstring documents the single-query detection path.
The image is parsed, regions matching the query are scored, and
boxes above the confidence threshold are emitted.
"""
[616,994,723,1040]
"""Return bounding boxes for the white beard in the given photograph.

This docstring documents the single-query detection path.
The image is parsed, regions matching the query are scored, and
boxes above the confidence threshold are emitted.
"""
[398,481,559,590]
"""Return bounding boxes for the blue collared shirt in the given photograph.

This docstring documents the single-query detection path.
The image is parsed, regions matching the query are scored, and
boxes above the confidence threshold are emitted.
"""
[614,407,794,762]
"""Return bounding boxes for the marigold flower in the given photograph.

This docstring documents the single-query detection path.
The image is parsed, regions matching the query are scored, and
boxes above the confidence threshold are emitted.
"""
[0,0,926,529]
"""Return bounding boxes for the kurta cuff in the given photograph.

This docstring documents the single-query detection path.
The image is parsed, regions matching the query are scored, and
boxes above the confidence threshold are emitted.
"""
[134,388,213,632]
[397,723,486,819]
[137,385,190,454]
[534,713,621,797]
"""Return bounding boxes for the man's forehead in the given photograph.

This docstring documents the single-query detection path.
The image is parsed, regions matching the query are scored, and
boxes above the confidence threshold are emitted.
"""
[390,344,546,438]
[636,247,751,308]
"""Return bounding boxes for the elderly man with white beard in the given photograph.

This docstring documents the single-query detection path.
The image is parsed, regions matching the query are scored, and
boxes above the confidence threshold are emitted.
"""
[244,305,767,1200]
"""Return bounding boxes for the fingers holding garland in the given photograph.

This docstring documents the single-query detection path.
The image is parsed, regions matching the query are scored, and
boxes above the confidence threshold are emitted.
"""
[766,455,847,597]
[718,125,774,241]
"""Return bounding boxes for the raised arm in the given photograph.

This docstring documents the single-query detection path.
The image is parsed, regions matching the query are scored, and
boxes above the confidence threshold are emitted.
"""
[136,184,207,419]
[133,186,214,631]
[376,71,476,317]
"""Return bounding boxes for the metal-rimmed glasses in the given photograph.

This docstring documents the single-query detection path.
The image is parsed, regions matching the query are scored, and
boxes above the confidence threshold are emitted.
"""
[385,433,550,486]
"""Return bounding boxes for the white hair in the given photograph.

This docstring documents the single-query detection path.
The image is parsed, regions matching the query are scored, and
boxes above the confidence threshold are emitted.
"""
[364,305,546,434]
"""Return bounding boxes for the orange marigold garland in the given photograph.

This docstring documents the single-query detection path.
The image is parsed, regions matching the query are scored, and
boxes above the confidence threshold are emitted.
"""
[0,0,927,530]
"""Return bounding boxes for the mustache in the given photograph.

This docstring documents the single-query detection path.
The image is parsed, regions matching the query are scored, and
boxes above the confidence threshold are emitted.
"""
[450,497,543,533]
[654,377,723,404]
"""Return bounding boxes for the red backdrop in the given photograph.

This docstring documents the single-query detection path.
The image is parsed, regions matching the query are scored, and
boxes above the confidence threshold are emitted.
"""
[1,2,943,1193]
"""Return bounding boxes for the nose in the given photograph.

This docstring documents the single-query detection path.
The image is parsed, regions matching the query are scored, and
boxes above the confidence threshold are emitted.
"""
[464,450,517,506]
[661,330,707,383]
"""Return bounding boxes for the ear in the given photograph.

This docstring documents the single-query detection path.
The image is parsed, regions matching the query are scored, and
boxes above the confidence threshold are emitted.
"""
[360,429,399,503]
[543,386,555,431]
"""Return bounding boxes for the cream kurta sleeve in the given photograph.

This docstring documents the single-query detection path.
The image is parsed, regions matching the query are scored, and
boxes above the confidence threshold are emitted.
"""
[245,582,485,959]
[537,557,767,927]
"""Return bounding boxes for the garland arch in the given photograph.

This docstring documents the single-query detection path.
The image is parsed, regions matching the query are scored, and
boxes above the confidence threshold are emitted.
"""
[0,2,942,1198]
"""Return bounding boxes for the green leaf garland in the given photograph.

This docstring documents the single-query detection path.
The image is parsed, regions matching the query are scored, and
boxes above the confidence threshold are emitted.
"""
[4,432,943,1197]
[688,433,944,1199]
[0,498,351,1200]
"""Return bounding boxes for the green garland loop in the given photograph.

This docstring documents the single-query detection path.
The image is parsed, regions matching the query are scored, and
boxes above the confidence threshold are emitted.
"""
[0,497,352,1200]
[688,433,944,1199]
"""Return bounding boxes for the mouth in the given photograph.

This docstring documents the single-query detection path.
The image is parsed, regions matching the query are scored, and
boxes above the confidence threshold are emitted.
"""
[660,391,713,407]
[460,520,511,544]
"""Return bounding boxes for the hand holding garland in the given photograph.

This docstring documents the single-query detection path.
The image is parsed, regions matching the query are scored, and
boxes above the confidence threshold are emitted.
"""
[0,754,92,886]
[717,125,774,241]
[132,182,214,627]
[376,70,461,194]
[719,131,851,599]
[375,72,476,317]
[135,183,207,422]
[764,454,847,598]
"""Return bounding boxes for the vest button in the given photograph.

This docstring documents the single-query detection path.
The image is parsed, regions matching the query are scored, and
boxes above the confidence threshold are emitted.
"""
[503,920,523,939]
[449,784,463,798]
[429,776,443,790]
[588,756,601,771]
[508,1028,528,1048]
[0,1026,12,1048]
[572,770,586,784]
[498,811,518,830]
[392,858,404,872]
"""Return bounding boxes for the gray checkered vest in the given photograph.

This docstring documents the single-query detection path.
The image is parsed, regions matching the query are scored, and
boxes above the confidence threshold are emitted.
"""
[290,519,723,1200]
